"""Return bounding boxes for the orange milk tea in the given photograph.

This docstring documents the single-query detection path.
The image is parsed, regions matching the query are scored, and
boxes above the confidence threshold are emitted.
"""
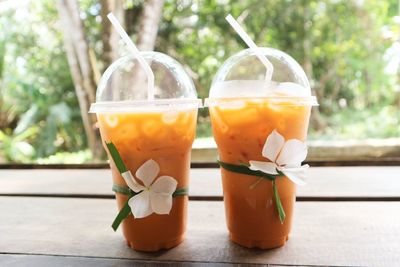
[97,109,197,251]
[209,98,311,249]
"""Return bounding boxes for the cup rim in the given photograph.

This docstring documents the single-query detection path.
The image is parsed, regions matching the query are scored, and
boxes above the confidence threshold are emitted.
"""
[89,98,202,113]
[204,96,319,107]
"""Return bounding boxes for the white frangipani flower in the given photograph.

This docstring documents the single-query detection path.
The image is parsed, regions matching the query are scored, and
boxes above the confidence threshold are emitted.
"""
[249,130,309,185]
[121,159,177,218]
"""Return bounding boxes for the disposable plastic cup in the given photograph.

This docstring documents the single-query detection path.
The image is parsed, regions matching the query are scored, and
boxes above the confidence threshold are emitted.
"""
[206,48,318,249]
[90,52,201,251]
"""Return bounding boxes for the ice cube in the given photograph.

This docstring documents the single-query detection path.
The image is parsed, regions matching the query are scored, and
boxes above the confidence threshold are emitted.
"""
[142,120,162,137]
[105,114,118,128]
[221,107,259,127]
[162,111,179,124]
[218,100,246,110]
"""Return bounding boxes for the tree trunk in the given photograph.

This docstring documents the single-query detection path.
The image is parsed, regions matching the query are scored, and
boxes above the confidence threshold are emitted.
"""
[101,0,124,69]
[129,0,165,99]
[64,0,97,105]
[57,0,103,160]
[100,0,125,101]
[136,0,165,51]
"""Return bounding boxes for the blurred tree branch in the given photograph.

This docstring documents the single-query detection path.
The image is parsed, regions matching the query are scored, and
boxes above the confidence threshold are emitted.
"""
[100,0,124,68]
[136,0,165,51]
[0,41,15,130]
[56,0,103,159]
[130,0,165,99]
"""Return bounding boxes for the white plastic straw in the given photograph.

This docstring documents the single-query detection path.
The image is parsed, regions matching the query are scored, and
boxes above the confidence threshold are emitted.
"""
[107,13,155,100]
[225,14,274,81]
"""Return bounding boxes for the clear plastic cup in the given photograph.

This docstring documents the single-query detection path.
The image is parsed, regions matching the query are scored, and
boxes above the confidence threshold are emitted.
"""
[205,48,318,249]
[90,52,201,251]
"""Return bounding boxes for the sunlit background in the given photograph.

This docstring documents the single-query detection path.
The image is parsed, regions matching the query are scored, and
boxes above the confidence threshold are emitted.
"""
[0,0,399,163]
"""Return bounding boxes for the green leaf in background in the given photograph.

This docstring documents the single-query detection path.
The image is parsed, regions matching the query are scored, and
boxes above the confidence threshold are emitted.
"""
[105,141,128,174]
[37,114,57,157]
[13,105,39,135]
[0,127,38,163]
[49,102,71,124]
[0,41,5,79]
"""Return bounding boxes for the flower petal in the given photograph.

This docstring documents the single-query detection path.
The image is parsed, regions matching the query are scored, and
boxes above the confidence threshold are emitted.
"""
[150,192,173,215]
[135,159,160,187]
[128,190,153,218]
[151,176,177,194]
[249,160,278,175]
[121,171,145,192]
[262,130,285,162]
[276,139,308,167]
[281,164,309,186]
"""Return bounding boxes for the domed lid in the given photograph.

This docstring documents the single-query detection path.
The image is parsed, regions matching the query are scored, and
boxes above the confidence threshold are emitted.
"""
[207,48,318,106]
[90,51,201,113]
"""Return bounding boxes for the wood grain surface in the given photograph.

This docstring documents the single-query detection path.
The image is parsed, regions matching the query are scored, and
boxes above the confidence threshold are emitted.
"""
[1,167,400,198]
[0,254,291,267]
[0,197,399,267]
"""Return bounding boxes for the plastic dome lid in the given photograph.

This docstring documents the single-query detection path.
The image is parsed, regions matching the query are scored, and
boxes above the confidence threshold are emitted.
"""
[90,51,201,113]
[207,48,318,106]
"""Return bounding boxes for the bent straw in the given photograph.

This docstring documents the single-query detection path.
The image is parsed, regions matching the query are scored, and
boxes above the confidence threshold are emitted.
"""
[225,14,274,81]
[107,13,155,100]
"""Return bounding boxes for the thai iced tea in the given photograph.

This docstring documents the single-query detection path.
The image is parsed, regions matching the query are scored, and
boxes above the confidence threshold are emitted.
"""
[97,108,197,251]
[209,98,311,249]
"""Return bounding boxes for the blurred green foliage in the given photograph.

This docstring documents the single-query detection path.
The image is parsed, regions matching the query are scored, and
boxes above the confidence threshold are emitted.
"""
[157,0,400,136]
[0,0,399,163]
[0,1,88,162]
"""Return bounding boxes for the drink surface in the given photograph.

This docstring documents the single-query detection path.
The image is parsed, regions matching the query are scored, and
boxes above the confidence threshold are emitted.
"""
[98,109,197,157]
[209,98,311,249]
[97,109,197,251]
[210,98,311,162]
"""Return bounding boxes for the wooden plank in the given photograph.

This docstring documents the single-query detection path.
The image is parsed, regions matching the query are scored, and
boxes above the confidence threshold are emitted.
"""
[0,197,399,266]
[0,169,112,197]
[0,255,240,267]
[0,254,291,267]
[1,167,400,198]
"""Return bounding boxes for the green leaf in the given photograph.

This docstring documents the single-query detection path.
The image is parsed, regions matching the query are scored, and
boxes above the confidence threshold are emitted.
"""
[218,160,276,181]
[13,105,39,135]
[13,126,39,142]
[105,142,128,174]
[49,102,71,124]
[111,199,131,231]
[273,180,286,224]
[0,41,5,79]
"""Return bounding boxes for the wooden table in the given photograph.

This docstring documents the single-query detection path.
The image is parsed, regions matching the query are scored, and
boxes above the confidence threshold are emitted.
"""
[0,167,399,266]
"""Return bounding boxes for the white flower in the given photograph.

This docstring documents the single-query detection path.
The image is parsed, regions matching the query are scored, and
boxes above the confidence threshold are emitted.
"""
[120,159,177,218]
[249,130,309,185]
